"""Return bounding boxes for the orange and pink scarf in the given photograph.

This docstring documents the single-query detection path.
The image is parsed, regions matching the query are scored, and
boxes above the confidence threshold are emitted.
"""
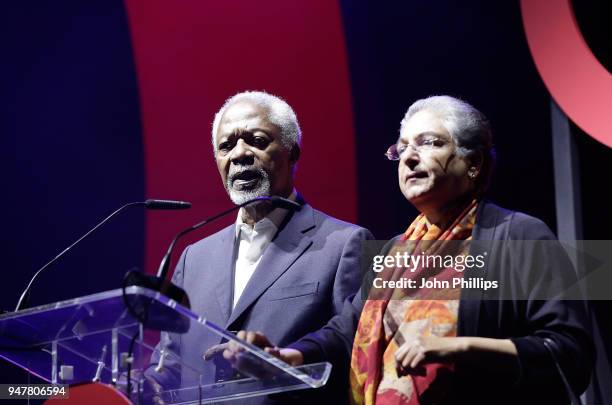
[350,200,478,404]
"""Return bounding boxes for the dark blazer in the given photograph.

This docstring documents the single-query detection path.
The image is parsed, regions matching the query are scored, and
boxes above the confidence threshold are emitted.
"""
[150,201,373,402]
[290,201,594,404]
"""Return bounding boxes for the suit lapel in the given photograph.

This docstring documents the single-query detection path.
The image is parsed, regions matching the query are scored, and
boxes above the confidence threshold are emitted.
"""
[208,225,235,324]
[226,204,315,328]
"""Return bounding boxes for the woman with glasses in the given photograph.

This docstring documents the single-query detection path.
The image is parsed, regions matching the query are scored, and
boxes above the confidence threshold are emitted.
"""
[225,96,593,404]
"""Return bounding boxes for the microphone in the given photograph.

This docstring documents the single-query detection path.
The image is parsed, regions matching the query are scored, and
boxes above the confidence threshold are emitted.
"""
[156,195,300,282]
[144,199,192,210]
[122,195,301,324]
[267,196,302,211]
[14,199,192,312]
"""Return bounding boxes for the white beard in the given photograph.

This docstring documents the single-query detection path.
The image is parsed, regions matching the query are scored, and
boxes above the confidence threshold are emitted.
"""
[225,166,271,205]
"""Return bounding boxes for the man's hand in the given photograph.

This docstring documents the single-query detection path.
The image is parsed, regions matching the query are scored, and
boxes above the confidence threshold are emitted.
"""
[222,331,305,373]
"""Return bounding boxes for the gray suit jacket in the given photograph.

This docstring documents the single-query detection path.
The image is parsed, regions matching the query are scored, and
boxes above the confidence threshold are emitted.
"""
[151,201,373,399]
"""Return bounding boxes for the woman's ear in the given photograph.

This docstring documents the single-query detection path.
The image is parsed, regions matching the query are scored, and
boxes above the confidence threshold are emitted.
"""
[466,150,484,181]
[469,150,484,173]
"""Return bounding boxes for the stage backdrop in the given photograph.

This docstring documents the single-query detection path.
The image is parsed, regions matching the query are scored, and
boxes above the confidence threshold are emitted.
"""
[2,0,609,394]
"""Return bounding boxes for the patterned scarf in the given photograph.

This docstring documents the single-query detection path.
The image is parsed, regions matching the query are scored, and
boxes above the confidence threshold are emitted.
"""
[350,200,478,404]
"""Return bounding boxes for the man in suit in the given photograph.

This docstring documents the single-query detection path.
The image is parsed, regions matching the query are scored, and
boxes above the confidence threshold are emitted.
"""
[148,91,372,402]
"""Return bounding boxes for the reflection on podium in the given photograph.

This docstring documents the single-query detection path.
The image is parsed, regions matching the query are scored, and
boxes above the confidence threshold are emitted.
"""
[1,287,331,404]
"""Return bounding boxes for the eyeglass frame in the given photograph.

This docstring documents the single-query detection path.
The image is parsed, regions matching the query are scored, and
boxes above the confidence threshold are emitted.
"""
[384,132,453,161]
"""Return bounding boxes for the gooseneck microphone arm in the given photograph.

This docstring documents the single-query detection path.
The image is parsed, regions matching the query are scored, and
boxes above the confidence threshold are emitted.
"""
[121,195,300,333]
[15,199,191,312]
[155,195,301,283]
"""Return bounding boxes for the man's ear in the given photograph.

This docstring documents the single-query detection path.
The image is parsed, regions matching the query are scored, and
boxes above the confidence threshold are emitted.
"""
[290,145,301,165]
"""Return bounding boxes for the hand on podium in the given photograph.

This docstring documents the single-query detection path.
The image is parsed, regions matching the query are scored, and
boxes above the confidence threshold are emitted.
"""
[222,331,304,378]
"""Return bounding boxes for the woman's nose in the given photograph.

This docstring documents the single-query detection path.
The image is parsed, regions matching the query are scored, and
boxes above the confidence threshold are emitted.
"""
[400,145,420,168]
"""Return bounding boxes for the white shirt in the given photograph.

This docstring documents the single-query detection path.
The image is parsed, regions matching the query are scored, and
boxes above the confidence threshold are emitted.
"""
[232,191,297,308]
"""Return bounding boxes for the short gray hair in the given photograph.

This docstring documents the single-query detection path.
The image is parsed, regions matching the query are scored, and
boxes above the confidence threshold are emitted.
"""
[211,91,302,152]
[401,95,496,194]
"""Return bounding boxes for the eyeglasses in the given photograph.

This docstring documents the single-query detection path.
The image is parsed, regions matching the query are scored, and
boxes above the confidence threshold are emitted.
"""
[384,137,449,161]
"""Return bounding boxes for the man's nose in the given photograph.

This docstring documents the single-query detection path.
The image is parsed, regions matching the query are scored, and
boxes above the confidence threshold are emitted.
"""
[229,139,254,164]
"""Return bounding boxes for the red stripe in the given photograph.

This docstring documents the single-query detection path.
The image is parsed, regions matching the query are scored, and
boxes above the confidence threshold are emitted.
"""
[124,0,357,273]
[521,0,612,147]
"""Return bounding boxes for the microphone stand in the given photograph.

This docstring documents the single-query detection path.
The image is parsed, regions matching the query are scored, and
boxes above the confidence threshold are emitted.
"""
[15,200,190,311]
[122,196,301,331]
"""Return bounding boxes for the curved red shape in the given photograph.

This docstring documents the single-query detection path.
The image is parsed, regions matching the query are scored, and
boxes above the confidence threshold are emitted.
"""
[124,0,357,273]
[44,383,130,405]
[520,0,612,147]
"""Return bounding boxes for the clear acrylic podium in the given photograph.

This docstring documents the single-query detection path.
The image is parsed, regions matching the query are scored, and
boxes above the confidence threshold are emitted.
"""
[0,286,331,404]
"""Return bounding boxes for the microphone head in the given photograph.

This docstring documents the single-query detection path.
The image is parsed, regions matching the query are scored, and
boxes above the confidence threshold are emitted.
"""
[268,196,302,211]
[145,199,192,210]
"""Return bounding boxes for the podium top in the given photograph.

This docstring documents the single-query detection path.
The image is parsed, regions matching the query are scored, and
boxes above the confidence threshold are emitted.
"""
[0,286,331,403]
[1,287,160,346]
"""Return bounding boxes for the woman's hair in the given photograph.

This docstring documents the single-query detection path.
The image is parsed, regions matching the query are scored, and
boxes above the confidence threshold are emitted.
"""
[402,95,496,194]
